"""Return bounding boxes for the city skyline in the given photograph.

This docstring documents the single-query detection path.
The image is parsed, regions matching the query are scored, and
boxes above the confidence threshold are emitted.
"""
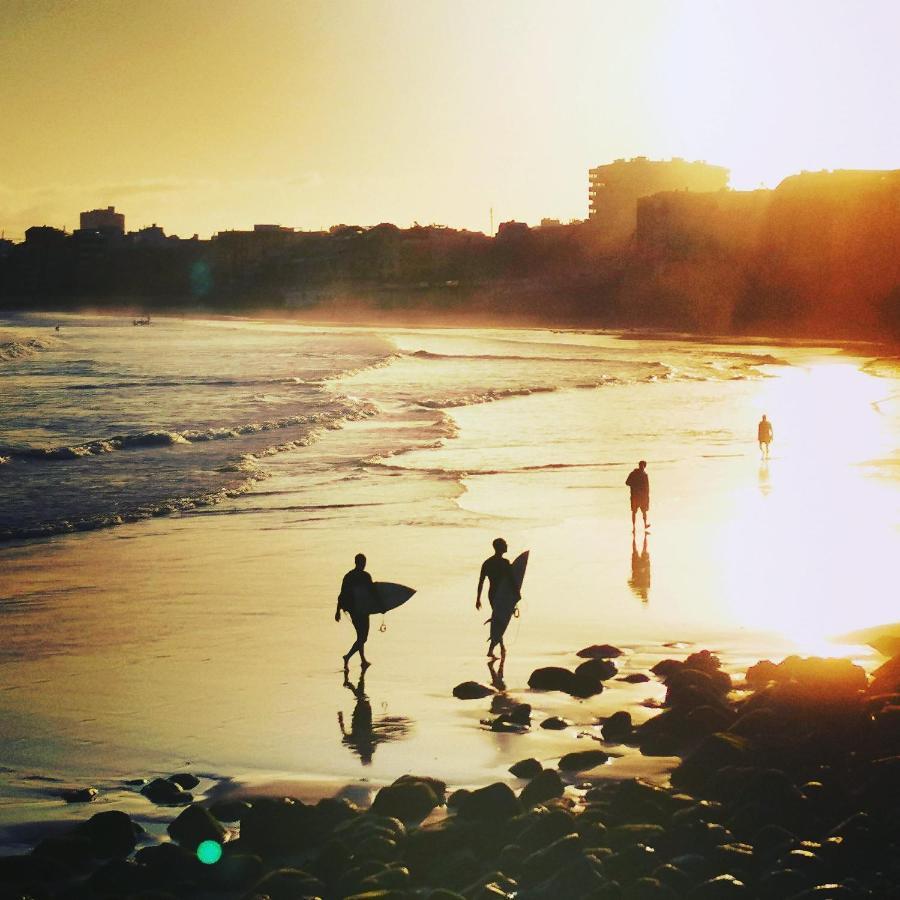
[2,0,899,240]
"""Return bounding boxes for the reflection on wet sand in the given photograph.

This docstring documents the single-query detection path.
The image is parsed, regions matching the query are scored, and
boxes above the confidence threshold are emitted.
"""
[337,672,412,765]
[628,535,651,602]
[758,459,771,496]
[487,657,506,691]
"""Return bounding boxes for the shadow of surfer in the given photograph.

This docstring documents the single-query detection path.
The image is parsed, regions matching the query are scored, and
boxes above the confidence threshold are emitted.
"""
[476,538,521,660]
[338,670,411,766]
[628,534,651,602]
[335,553,383,672]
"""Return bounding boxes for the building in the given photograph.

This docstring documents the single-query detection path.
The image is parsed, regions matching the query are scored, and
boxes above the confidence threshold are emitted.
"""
[79,206,125,236]
[588,157,730,239]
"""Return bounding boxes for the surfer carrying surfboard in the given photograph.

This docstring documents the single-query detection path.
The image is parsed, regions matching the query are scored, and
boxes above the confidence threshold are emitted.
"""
[336,553,382,671]
[476,538,528,660]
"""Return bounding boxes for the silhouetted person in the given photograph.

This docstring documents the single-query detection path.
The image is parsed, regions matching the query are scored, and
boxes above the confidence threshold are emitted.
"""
[628,534,651,601]
[626,460,650,532]
[758,414,773,458]
[335,553,381,671]
[476,537,519,660]
[337,670,411,766]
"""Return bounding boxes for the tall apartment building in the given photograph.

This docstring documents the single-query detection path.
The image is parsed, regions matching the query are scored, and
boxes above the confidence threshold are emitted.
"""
[79,206,125,236]
[588,157,729,239]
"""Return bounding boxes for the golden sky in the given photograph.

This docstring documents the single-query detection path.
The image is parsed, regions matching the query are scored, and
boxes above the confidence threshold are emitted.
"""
[1,0,898,239]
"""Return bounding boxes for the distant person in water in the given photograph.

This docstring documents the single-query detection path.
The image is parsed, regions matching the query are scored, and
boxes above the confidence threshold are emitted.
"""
[758,414,774,459]
[335,553,381,671]
[476,537,519,659]
[626,460,650,532]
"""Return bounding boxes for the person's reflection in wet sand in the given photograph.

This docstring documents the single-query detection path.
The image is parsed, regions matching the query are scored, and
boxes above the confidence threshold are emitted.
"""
[758,460,772,497]
[628,535,651,602]
[337,671,411,766]
[488,657,506,692]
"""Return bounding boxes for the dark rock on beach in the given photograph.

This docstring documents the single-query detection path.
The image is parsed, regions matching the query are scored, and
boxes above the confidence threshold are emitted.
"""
[519,768,565,808]
[167,771,200,790]
[528,666,577,693]
[558,749,610,772]
[372,776,442,823]
[453,680,495,699]
[509,757,543,779]
[141,776,193,805]
[60,786,99,803]
[540,715,571,730]
[167,802,227,851]
[577,643,624,659]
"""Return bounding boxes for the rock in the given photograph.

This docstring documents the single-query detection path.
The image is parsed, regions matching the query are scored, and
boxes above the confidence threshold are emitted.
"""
[626,877,681,899]
[671,734,752,793]
[73,809,141,858]
[607,823,666,850]
[32,834,94,868]
[515,807,578,852]
[558,749,609,772]
[620,673,651,684]
[688,874,750,898]
[528,666,577,693]
[372,780,440,824]
[458,782,522,822]
[168,772,200,790]
[205,852,264,891]
[239,797,316,852]
[521,832,583,882]
[209,799,252,823]
[134,841,199,881]
[604,843,659,881]
[60,786,98,803]
[540,716,571,730]
[167,803,226,851]
[453,681,494,699]
[577,644,623,659]
[746,659,779,686]
[87,858,152,895]
[868,652,900,695]
[141,777,193,805]
[602,711,634,742]
[508,703,532,726]
[510,758,543,779]
[520,769,565,808]
[653,863,693,895]
[247,867,325,899]
[393,773,446,803]
[576,658,619,681]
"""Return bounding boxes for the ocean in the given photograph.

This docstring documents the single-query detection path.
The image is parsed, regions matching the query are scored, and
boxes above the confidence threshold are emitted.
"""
[1,312,898,850]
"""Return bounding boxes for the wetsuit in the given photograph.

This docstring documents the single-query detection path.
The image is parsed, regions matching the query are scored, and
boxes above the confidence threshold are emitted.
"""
[480,556,519,643]
[339,569,378,655]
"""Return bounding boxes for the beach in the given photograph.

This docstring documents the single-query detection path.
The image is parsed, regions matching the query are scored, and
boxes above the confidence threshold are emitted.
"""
[1,313,899,859]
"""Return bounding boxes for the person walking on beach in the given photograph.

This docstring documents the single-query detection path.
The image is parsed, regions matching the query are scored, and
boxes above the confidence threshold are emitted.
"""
[758,414,773,459]
[476,537,519,660]
[335,553,382,671]
[626,460,650,533]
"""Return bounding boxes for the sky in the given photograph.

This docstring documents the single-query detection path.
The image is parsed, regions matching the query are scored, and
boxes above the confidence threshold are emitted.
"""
[1,0,899,239]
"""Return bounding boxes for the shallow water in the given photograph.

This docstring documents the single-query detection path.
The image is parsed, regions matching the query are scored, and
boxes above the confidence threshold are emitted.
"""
[1,315,898,850]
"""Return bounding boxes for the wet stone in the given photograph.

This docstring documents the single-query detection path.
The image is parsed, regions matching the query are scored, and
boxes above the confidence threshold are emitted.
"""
[540,716,571,730]
[453,681,495,699]
[509,758,543,779]
[558,749,609,772]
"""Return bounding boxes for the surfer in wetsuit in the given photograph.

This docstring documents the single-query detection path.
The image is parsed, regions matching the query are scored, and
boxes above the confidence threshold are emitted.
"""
[757,414,773,459]
[335,553,381,671]
[476,538,519,660]
[626,460,650,533]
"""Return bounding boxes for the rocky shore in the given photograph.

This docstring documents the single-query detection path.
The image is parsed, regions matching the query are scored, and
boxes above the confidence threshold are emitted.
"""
[2,646,898,900]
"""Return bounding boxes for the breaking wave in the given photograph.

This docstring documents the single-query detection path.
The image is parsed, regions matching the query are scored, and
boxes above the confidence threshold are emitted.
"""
[0,401,379,463]
[0,337,60,362]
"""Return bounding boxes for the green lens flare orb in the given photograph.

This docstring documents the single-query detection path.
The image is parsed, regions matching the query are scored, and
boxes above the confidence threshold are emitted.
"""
[197,839,222,864]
